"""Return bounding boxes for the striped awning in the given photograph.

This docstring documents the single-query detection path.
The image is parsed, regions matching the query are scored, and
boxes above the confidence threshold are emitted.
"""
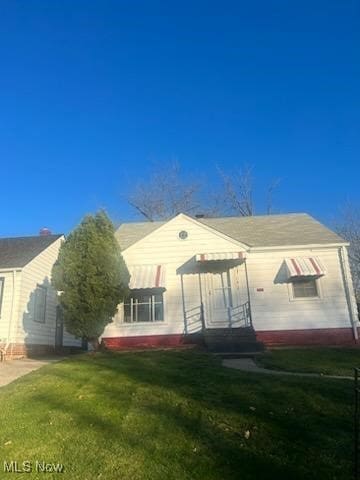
[285,257,326,278]
[195,252,245,262]
[128,265,165,289]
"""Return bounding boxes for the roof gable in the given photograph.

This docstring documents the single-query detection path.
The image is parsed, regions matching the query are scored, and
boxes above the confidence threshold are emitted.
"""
[0,235,63,269]
[115,213,345,251]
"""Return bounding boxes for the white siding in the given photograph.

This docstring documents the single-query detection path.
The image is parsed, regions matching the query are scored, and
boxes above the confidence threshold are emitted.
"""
[103,214,356,339]
[103,215,247,338]
[247,247,355,331]
[0,270,22,343]
[14,237,81,347]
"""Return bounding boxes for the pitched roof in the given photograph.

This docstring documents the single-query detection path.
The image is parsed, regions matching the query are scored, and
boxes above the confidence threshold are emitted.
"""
[115,221,165,250]
[0,235,63,269]
[116,213,345,250]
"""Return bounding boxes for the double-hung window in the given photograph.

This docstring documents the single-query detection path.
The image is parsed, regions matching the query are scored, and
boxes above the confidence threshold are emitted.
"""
[34,285,47,323]
[292,278,319,298]
[124,290,164,323]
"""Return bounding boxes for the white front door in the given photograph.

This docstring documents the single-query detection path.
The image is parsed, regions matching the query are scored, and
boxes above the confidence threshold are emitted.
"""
[206,271,233,326]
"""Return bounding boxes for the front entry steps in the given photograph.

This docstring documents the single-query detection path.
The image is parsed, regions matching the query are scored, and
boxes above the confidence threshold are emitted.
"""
[204,327,264,353]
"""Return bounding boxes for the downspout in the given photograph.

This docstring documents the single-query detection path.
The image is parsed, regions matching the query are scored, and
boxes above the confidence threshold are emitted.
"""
[180,274,187,334]
[339,246,359,341]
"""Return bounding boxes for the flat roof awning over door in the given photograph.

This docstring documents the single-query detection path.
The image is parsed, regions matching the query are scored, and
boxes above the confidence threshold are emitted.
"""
[285,257,326,279]
[195,252,245,262]
[129,265,165,289]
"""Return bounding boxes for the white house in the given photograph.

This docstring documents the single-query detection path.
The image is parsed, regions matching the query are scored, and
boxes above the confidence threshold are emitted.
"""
[102,213,359,350]
[0,233,81,359]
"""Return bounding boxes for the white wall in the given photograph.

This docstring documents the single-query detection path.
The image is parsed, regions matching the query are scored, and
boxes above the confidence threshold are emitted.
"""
[14,237,81,348]
[103,215,355,339]
[0,270,22,344]
[247,247,355,331]
[103,214,245,338]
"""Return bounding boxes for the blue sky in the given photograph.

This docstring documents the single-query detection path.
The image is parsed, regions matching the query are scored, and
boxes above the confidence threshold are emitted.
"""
[0,0,359,236]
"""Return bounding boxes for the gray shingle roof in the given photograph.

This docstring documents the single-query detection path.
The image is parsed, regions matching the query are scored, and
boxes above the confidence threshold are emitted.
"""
[115,222,165,250]
[116,213,345,250]
[0,235,63,269]
[200,214,345,247]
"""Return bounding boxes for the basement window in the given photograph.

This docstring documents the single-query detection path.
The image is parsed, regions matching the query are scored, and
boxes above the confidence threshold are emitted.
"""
[124,289,164,323]
[292,278,319,299]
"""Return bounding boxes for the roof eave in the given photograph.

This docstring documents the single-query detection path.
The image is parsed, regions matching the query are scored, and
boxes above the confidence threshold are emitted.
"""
[249,242,349,252]
[0,267,23,272]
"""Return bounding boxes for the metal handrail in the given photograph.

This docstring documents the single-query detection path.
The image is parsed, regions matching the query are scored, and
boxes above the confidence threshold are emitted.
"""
[228,301,251,328]
[184,304,204,334]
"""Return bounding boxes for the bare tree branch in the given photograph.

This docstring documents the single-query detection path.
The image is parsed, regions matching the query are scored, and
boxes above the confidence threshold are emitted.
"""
[266,178,281,215]
[127,162,202,221]
[216,165,254,216]
[335,203,360,302]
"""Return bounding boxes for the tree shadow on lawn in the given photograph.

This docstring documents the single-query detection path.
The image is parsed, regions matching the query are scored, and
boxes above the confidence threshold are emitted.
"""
[28,350,353,480]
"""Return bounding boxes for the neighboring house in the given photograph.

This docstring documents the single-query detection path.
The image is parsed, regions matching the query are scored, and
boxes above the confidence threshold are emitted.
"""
[102,213,359,350]
[0,233,81,358]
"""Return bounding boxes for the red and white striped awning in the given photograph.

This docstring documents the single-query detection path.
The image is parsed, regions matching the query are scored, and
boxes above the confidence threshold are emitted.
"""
[195,252,245,262]
[285,257,326,278]
[128,265,165,289]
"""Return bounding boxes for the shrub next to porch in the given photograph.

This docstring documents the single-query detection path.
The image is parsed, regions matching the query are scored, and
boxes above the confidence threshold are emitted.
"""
[52,211,130,349]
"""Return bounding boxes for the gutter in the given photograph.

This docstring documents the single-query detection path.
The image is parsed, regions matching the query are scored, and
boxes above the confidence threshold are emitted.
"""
[249,242,349,253]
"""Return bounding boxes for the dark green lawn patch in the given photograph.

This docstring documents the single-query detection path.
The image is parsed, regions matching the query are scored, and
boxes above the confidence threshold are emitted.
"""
[0,350,354,479]
[256,347,360,376]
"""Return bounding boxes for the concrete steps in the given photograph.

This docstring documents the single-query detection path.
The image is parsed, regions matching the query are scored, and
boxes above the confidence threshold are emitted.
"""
[203,327,264,353]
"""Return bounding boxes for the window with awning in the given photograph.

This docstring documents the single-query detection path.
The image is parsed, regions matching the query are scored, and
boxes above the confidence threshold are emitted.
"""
[195,252,245,262]
[128,265,165,289]
[285,257,325,279]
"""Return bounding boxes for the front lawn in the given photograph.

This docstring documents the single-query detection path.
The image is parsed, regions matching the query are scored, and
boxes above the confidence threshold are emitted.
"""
[256,347,360,376]
[0,350,354,479]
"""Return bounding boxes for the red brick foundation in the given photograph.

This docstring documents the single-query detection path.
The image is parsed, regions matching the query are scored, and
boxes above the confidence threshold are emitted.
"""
[102,334,195,350]
[256,327,359,347]
[102,328,359,350]
[0,343,56,359]
[0,343,83,360]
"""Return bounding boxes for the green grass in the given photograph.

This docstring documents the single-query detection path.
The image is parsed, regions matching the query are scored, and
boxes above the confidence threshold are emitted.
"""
[0,350,355,479]
[256,347,360,376]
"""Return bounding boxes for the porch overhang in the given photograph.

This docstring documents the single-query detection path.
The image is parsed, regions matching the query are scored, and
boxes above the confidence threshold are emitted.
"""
[195,252,245,262]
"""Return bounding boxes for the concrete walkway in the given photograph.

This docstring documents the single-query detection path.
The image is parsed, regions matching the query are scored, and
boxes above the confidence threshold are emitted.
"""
[223,357,353,380]
[0,357,65,387]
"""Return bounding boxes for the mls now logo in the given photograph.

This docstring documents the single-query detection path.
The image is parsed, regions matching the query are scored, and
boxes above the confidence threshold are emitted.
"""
[3,460,64,473]
[3,461,32,473]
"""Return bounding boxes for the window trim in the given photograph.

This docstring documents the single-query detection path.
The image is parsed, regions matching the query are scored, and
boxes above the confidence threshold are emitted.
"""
[0,277,5,317]
[123,289,164,324]
[34,284,47,323]
[288,277,322,302]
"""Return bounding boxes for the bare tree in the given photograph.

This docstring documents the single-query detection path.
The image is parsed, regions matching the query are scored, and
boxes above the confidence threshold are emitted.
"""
[266,178,282,215]
[216,165,254,216]
[335,204,360,302]
[127,162,281,221]
[215,166,281,217]
[128,162,202,221]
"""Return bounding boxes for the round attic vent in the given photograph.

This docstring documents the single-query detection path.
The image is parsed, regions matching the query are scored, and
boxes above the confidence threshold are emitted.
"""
[178,230,188,240]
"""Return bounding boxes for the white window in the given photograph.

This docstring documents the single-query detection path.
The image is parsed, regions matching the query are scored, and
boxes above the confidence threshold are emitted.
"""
[124,290,164,323]
[34,285,47,323]
[292,278,318,299]
[0,277,4,316]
